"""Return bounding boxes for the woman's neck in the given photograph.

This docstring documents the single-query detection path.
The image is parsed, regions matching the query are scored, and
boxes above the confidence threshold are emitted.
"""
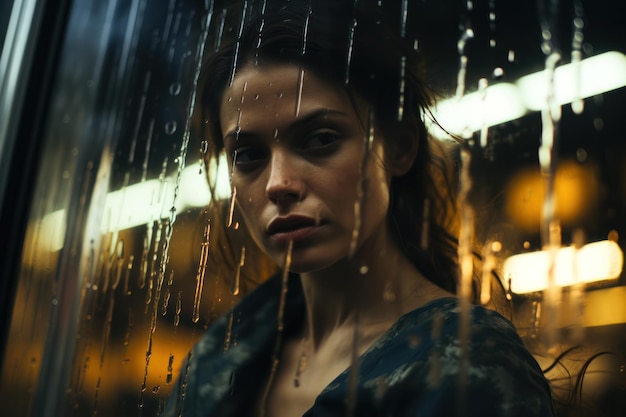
[298,234,453,350]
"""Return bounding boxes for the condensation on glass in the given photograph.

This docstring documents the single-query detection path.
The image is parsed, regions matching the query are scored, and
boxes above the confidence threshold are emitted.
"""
[1,1,625,416]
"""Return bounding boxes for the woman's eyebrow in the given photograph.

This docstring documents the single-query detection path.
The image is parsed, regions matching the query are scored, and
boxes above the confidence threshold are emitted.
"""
[222,108,349,144]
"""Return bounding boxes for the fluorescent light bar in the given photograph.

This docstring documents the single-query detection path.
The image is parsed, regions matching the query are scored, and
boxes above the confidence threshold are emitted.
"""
[429,83,526,139]
[429,51,626,139]
[517,51,626,111]
[502,240,623,294]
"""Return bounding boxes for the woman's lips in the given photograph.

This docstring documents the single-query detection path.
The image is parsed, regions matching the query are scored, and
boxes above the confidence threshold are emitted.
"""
[267,215,321,244]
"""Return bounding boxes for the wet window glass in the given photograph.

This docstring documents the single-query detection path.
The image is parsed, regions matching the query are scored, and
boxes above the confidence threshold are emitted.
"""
[1,1,625,416]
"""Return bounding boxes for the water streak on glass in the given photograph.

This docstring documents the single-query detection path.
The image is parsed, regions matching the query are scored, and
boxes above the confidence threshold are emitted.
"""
[139,332,153,410]
[174,290,183,327]
[480,242,496,305]
[215,8,227,51]
[455,28,474,100]
[344,18,357,84]
[301,2,312,56]
[227,186,237,228]
[193,222,211,323]
[488,0,496,47]
[232,246,246,296]
[130,72,152,164]
[295,68,306,117]
[478,78,489,147]
[454,9,476,407]
[141,119,155,182]
[163,288,171,317]
[166,353,175,385]
[571,0,585,114]
[124,254,134,295]
[398,56,406,121]
[254,0,268,63]
[111,239,125,290]
[162,270,174,316]
[456,144,475,412]
[400,0,408,38]
[93,295,115,415]
[162,0,177,43]
[259,240,293,417]
[539,51,562,348]
[229,1,249,86]
[349,108,374,258]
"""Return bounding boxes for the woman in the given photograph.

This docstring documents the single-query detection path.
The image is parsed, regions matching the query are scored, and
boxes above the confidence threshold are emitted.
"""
[166,1,554,416]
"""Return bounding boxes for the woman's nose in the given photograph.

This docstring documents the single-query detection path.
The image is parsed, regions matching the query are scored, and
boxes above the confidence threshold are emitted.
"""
[265,152,306,203]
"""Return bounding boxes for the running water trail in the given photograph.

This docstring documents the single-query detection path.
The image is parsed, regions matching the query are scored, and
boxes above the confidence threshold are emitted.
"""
[232,246,245,296]
[258,240,293,417]
[229,1,249,86]
[193,222,211,323]
[140,2,215,409]
[455,13,475,414]
[539,51,562,349]
[349,109,374,258]
[398,56,406,121]
[344,18,357,84]
[571,0,584,114]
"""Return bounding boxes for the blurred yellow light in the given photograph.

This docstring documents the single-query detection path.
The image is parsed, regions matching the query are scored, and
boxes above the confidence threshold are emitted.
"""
[502,240,623,294]
[505,161,599,231]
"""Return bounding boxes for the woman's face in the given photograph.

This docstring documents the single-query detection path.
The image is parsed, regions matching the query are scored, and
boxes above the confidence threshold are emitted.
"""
[219,64,392,272]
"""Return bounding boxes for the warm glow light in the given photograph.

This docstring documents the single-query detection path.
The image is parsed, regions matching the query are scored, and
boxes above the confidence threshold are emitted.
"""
[502,240,623,294]
[429,51,626,139]
[505,160,600,231]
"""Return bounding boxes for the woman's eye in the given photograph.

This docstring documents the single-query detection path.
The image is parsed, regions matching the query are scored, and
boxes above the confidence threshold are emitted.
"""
[302,131,340,151]
[233,148,265,167]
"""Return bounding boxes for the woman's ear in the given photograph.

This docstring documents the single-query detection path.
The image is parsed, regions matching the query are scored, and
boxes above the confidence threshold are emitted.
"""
[387,132,419,177]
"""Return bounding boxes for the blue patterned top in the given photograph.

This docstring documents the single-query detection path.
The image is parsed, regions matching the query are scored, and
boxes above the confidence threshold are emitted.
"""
[165,274,555,417]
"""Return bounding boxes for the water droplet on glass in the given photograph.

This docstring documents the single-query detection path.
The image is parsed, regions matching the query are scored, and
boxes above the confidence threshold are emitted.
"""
[507,49,515,62]
[169,82,181,96]
[174,291,182,327]
[165,120,177,135]
[593,118,604,131]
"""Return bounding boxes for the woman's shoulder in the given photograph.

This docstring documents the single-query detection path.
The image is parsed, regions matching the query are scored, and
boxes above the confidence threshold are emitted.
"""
[360,297,555,416]
[392,297,520,341]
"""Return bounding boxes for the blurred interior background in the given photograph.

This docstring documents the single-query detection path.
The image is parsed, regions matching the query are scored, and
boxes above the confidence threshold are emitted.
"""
[1,0,625,416]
